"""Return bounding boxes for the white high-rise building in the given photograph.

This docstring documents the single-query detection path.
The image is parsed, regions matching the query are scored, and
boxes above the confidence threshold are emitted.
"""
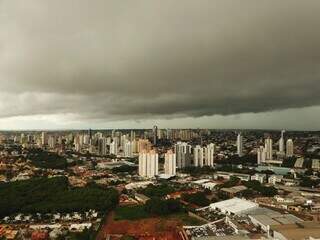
[265,137,273,160]
[279,130,285,154]
[175,142,192,168]
[286,139,294,157]
[110,140,118,155]
[237,133,243,157]
[164,150,176,176]
[120,134,129,150]
[75,143,81,152]
[153,125,158,145]
[96,132,103,139]
[257,146,266,164]
[98,137,107,155]
[138,150,159,177]
[204,143,215,167]
[83,134,90,145]
[124,140,134,157]
[130,130,136,141]
[41,132,47,146]
[48,135,56,149]
[131,139,138,153]
[193,145,204,167]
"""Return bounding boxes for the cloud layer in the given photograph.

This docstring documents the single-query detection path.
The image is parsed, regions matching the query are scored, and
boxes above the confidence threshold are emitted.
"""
[1,0,320,127]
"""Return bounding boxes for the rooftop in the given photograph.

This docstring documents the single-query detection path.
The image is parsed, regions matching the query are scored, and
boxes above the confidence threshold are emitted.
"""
[271,222,320,240]
[221,186,247,194]
[210,198,259,215]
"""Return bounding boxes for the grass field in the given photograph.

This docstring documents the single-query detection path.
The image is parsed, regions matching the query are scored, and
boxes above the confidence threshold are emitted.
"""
[114,205,151,221]
[114,205,206,226]
[169,212,206,226]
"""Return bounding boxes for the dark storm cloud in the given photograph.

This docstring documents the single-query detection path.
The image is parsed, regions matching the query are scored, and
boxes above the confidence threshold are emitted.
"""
[1,0,320,121]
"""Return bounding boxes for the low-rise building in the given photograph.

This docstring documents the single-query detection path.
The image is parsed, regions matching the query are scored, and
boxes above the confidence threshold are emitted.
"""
[268,175,283,185]
[209,198,259,216]
[134,193,150,204]
[251,173,266,184]
[271,221,320,240]
[214,172,251,181]
[220,186,248,198]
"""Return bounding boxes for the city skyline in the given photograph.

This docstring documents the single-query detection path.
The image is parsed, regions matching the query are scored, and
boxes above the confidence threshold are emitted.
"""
[1,0,320,130]
[1,1,320,239]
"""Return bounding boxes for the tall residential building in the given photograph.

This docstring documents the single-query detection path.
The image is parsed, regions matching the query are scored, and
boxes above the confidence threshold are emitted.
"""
[138,150,159,178]
[83,134,90,145]
[110,140,118,155]
[193,145,204,167]
[130,130,136,141]
[75,142,81,152]
[286,139,294,157]
[98,137,107,156]
[124,140,134,157]
[257,146,266,164]
[48,135,56,149]
[204,143,215,167]
[164,150,176,176]
[41,132,47,146]
[88,129,92,142]
[131,139,138,153]
[265,137,273,160]
[153,125,158,145]
[165,129,172,139]
[279,130,285,154]
[175,142,192,168]
[120,134,129,150]
[237,133,243,157]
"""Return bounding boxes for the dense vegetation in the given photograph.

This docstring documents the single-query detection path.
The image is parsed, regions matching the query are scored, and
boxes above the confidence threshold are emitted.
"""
[140,184,175,198]
[216,165,256,175]
[0,177,119,217]
[112,165,137,174]
[281,157,297,168]
[243,180,278,197]
[181,166,216,176]
[181,192,211,207]
[300,176,320,188]
[217,154,257,166]
[114,205,151,220]
[219,176,241,188]
[144,198,182,215]
[27,149,68,169]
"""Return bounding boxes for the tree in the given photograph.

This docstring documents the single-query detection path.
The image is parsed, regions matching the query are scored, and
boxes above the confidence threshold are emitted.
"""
[300,177,320,188]
[221,176,240,188]
[144,198,181,216]
[259,186,278,197]
[0,177,119,217]
[144,198,169,215]
[141,184,175,198]
[112,165,137,174]
[182,192,210,207]
[243,180,278,197]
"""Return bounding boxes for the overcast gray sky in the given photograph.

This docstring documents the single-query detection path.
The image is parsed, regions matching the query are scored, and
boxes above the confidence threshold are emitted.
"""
[1,0,320,130]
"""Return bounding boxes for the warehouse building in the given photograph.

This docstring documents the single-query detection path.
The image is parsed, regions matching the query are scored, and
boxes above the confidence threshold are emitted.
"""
[209,198,259,216]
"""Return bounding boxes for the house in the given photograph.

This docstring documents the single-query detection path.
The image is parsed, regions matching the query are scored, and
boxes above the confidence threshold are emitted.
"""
[268,175,283,185]
[220,186,248,198]
[134,193,150,204]
[251,173,266,184]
